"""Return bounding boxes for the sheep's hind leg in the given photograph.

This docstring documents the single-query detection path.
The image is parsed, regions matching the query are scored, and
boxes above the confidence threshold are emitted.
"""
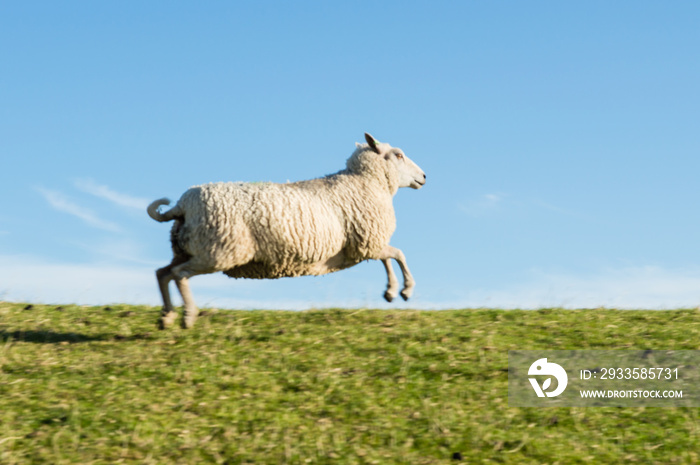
[171,260,211,329]
[156,259,186,329]
[378,245,415,301]
[174,277,198,329]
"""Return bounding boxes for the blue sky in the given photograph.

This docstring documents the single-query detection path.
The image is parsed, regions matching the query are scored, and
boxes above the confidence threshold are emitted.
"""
[2,2,700,309]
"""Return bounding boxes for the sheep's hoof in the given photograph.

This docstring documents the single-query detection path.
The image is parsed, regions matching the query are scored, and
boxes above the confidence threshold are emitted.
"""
[400,287,414,301]
[384,290,397,303]
[159,311,178,330]
[181,309,199,329]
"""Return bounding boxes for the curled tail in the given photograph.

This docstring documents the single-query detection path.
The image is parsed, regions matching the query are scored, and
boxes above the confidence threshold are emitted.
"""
[147,198,183,222]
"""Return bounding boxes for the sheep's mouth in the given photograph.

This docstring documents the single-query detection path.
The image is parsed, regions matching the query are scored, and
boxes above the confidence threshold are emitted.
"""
[411,180,425,189]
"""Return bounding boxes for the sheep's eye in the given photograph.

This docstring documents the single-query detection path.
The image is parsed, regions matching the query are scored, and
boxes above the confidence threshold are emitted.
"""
[395,153,404,160]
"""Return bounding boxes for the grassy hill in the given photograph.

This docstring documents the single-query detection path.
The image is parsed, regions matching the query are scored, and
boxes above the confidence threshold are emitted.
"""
[1,302,699,464]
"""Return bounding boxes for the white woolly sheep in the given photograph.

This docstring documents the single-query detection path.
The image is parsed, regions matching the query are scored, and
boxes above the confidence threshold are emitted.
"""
[147,133,426,329]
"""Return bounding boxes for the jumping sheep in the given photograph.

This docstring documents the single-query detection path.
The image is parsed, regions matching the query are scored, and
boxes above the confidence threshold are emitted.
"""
[147,133,426,329]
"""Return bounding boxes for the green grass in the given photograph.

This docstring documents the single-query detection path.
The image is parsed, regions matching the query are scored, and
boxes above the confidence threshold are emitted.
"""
[1,302,699,464]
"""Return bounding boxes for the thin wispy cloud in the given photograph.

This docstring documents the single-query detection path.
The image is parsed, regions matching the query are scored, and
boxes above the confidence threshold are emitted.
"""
[425,266,700,310]
[533,199,592,221]
[458,192,505,216]
[74,178,150,210]
[70,237,163,266]
[36,187,122,232]
[458,193,589,221]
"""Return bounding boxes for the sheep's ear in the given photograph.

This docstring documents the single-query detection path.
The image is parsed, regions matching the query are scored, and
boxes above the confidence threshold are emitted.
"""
[365,133,381,154]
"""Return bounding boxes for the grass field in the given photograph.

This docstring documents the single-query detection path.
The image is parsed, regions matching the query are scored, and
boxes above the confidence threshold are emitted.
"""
[1,302,699,464]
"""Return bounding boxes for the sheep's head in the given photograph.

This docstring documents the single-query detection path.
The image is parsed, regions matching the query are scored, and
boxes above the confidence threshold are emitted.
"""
[363,133,426,190]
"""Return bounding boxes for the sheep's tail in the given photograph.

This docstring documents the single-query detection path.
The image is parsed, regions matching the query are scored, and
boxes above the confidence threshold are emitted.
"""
[147,198,182,222]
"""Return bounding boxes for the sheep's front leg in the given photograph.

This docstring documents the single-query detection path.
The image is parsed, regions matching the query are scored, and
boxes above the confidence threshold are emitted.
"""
[378,245,416,301]
[381,258,400,302]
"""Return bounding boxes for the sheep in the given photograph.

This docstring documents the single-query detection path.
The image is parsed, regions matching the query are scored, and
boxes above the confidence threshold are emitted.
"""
[147,133,426,329]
